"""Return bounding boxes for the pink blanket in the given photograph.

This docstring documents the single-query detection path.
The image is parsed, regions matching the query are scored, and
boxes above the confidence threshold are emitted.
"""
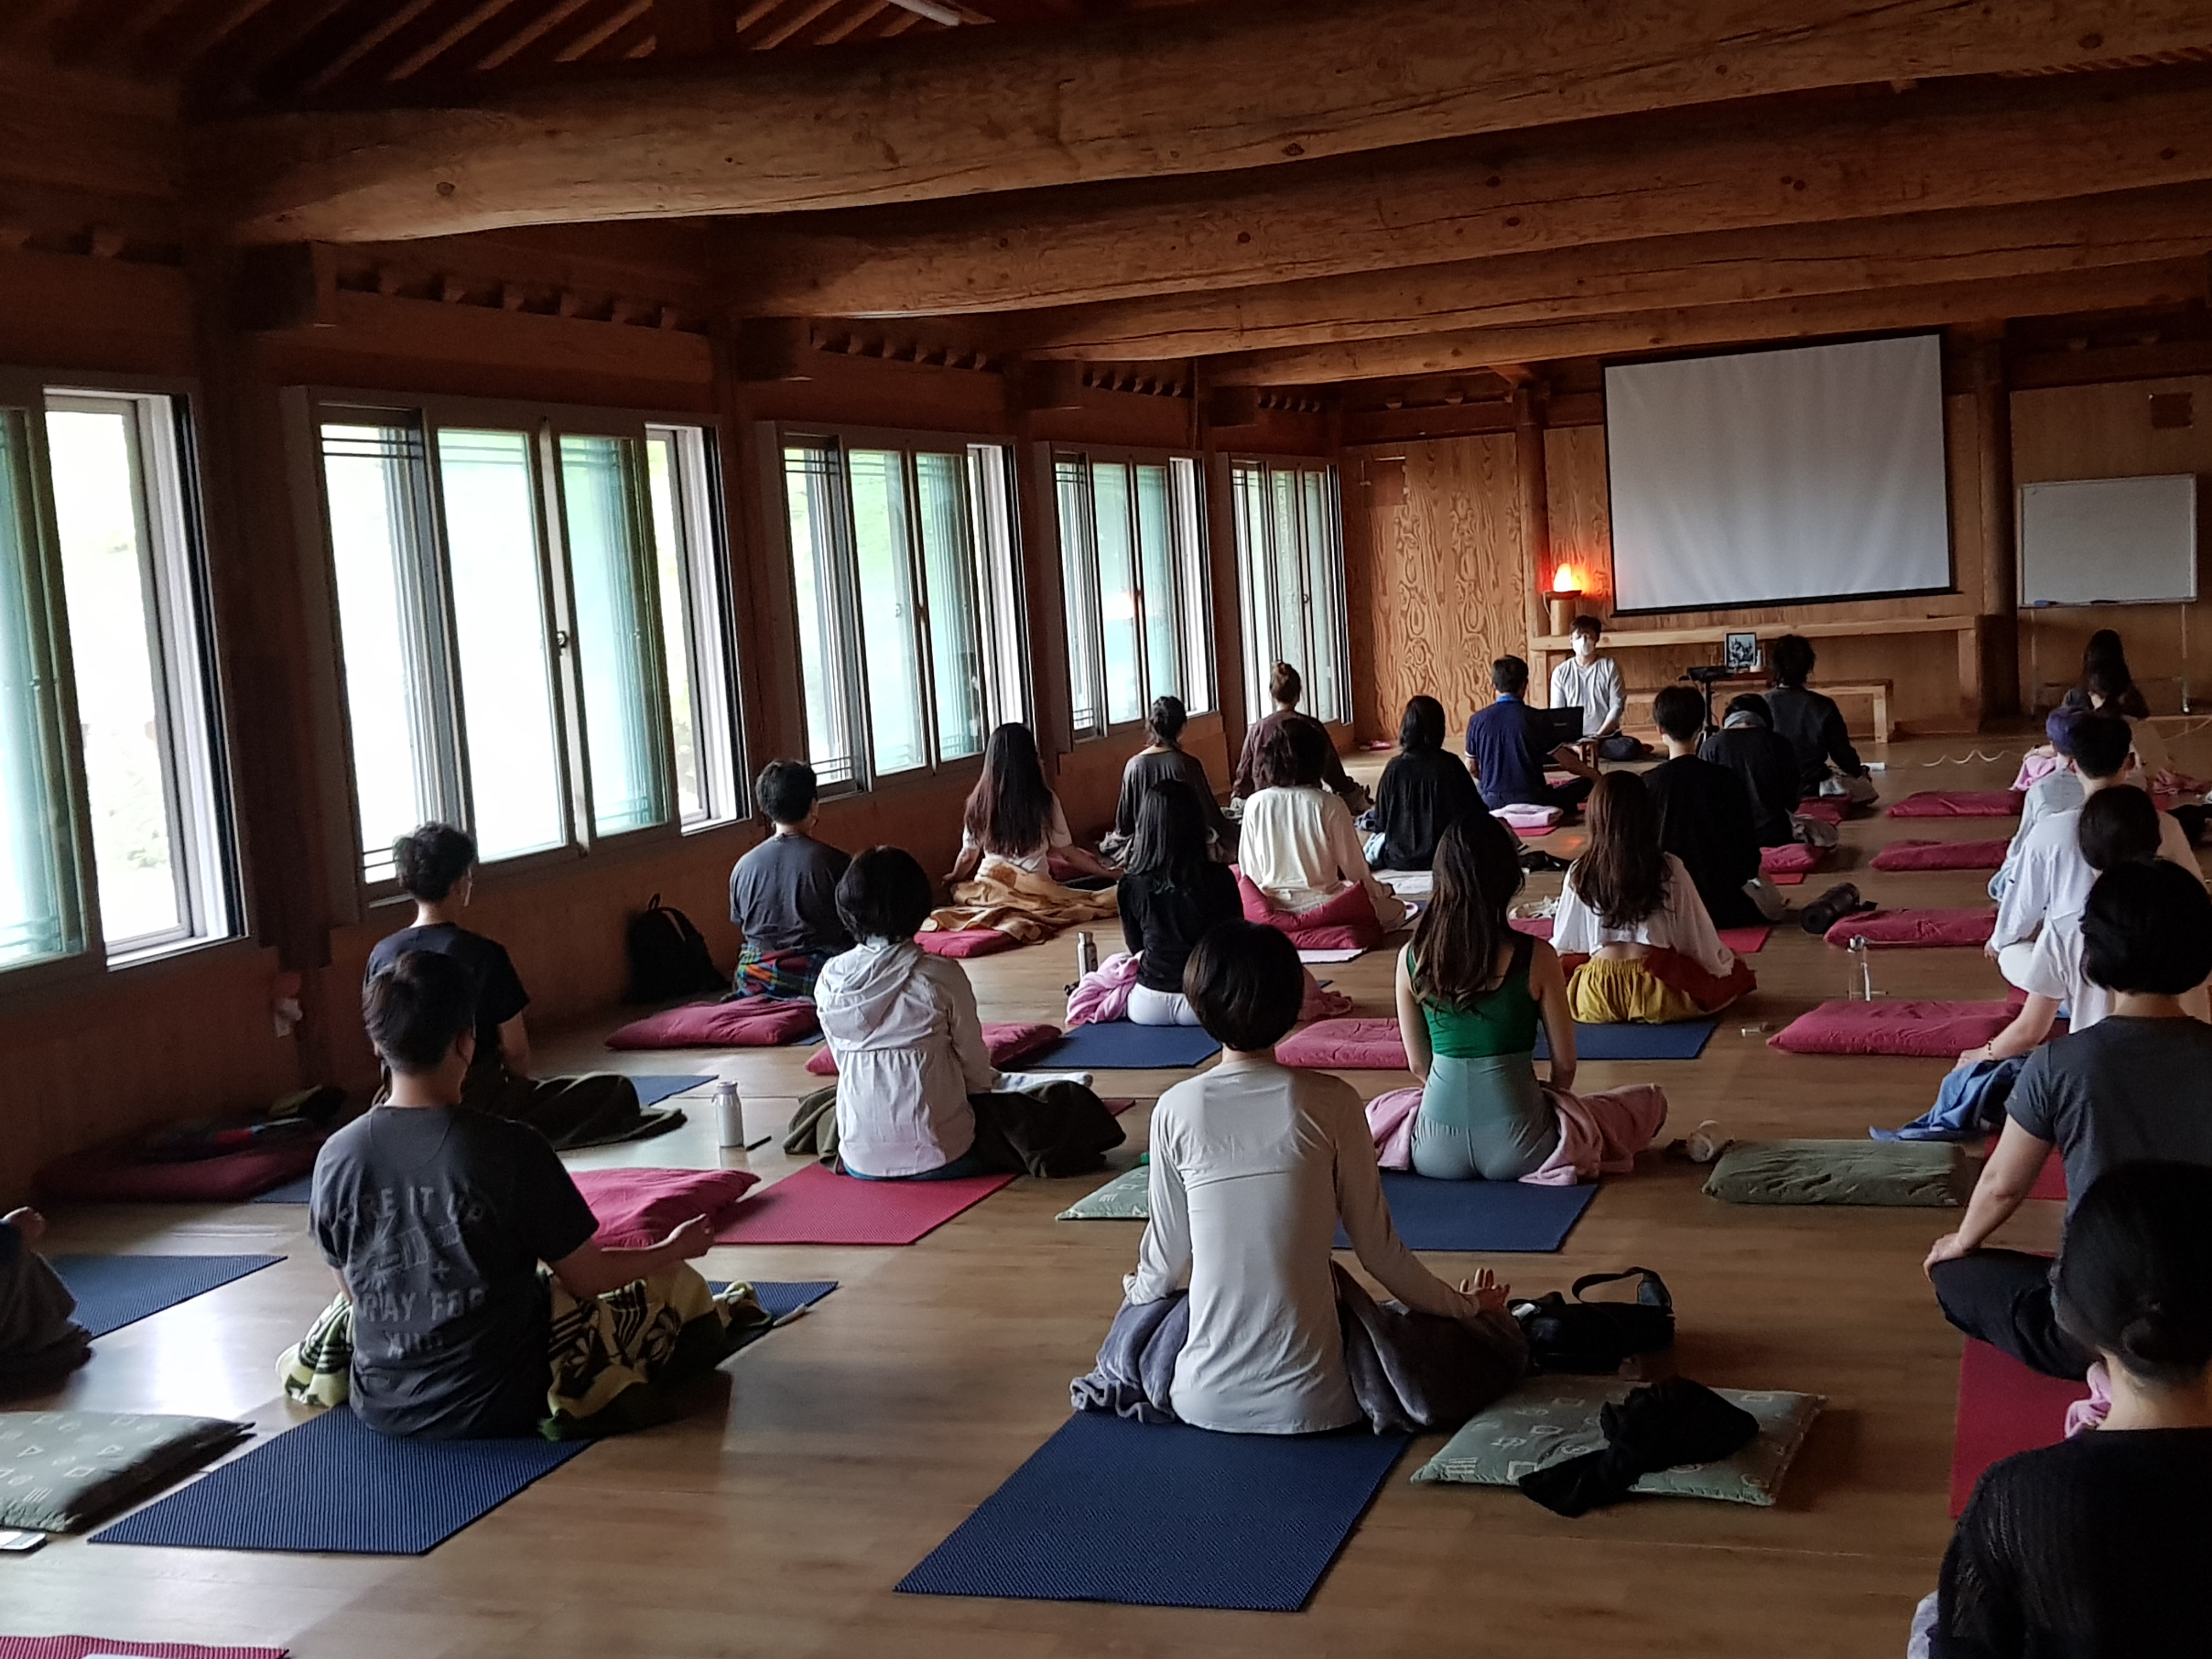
[606,997,819,1051]
[1364,1081,1667,1185]
[805,1019,1060,1076]
[571,1166,761,1248]
[1770,998,2015,1056]
[1066,952,1143,1025]
[2011,752,2061,792]
[1276,1017,1407,1069]
[1887,790,2022,819]
[1823,907,1994,949]
[1871,838,2010,871]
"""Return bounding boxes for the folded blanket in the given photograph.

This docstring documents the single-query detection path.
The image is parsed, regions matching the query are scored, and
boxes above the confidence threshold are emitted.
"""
[1823,908,1994,949]
[1237,872,1386,950]
[1364,1082,1667,1186]
[1871,839,2010,871]
[927,859,1117,944]
[1066,952,1144,1026]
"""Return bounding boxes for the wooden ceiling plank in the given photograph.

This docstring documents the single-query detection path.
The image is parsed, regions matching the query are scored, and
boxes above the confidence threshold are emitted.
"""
[754,0,855,49]
[126,0,290,76]
[575,2,657,59]
[382,1,544,83]
[815,0,894,45]
[184,0,386,108]
[474,0,603,70]
[211,0,2212,241]
[1002,184,2212,362]
[295,0,453,95]
[1208,261,2212,387]
[723,70,2212,316]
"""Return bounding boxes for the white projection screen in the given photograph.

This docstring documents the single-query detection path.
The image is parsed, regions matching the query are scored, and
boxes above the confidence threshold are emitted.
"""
[1604,334,1953,613]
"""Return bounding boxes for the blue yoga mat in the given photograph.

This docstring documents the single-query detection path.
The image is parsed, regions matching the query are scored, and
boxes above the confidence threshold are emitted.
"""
[53,1254,285,1338]
[1333,1173,1596,1252]
[90,1404,590,1555]
[713,1279,838,1351]
[1032,1024,1222,1069]
[896,1412,1407,1610]
[1533,1020,1716,1061]
[250,1074,716,1204]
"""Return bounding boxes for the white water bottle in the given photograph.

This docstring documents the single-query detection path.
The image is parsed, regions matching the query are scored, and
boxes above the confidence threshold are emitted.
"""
[712,1080,743,1147]
[1847,935,1874,1001]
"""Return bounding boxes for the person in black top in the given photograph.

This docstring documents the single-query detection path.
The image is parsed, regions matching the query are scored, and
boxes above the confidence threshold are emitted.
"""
[2060,627,2153,721]
[728,759,852,998]
[1643,686,1773,929]
[1372,695,1485,870]
[1109,696,1234,861]
[1118,778,1244,1026]
[1926,1160,2212,1657]
[1699,693,1802,849]
[292,950,748,1439]
[365,824,674,1152]
[1763,634,1876,804]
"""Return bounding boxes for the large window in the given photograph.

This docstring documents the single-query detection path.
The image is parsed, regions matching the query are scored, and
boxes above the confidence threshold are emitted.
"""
[1,379,233,975]
[315,401,738,883]
[1054,450,1211,738]
[778,431,1025,791]
[1232,458,1349,727]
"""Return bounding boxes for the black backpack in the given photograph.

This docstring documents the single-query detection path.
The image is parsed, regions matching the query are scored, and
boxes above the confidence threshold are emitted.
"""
[626,894,725,1002]
[1514,1268,1676,1374]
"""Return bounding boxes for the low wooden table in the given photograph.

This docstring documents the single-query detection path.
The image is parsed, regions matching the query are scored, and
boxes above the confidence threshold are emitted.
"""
[1708,677,1894,742]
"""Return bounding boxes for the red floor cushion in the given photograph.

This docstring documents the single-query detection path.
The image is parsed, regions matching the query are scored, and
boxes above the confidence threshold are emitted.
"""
[1275,1018,1409,1069]
[571,1166,761,1248]
[1871,839,2010,871]
[1770,1000,2015,1057]
[1887,791,2022,819]
[1793,799,1849,825]
[1824,909,1995,949]
[1762,842,1826,874]
[1236,872,1384,951]
[804,1020,1061,1077]
[917,928,1022,959]
[36,1136,323,1204]
[605,997,821,1051]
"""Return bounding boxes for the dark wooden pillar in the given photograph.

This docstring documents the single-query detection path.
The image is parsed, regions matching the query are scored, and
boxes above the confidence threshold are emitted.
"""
[1973,337,2021,720]
[1512,383,1552,655]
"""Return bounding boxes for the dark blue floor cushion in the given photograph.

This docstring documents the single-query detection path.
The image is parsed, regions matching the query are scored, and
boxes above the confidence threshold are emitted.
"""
[89,1406,590,1555]
[1333,1174,1597,1252]
[1533,1021,1717,1061]
[52,1255,286,1338]
[1032,1024,1223,1069]
[250,1075,715,1204]
[896,1412,1408,1611]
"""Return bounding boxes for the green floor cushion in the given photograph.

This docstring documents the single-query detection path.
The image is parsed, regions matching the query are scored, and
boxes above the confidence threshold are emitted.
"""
[0,1409,252,1532]
[1413,1375,1824,1506]
[1703,1138,1973,1207]
[1057,1162,1150,1221]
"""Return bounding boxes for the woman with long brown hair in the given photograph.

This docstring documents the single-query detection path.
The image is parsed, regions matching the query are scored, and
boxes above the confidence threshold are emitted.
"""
[1553,772,1755,1023]
[955,723,1118,884]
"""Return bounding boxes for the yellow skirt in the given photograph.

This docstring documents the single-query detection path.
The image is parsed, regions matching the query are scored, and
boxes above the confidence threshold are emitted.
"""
[1567,957,1710,1025]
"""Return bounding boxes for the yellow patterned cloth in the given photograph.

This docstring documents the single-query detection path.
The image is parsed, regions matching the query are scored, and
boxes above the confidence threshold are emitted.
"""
[278,1266,771,1440]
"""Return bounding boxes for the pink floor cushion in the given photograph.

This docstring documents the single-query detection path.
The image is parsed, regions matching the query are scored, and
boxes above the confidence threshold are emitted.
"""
[1762,842,1826,876]
[804,1020,1061,1077]
[1275,1018,1409,1069]
[1793,799,1849,825]
[1887,790,2023,819]
[605,997,821,1051]
[917,928,1022,959]
[1513,916,1768,953]
[1824,908,1995,949]
[1236,872,1384,951]
[1871,839,2010,872]
[36,1136,323,1204]
[1769,999,2015,1057]
[572,1166,761,1248]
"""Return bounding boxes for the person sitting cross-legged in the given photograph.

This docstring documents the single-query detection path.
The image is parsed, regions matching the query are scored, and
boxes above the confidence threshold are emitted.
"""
[1644,684,1781,928]
[282,951,763,1439]
[1698,693,1802,850]
[1926,860,2212,1380]
[1116,779,1244,1027]
[1465,654,1600,814]
[1370,694,1486,872]
[1763,633,1876,804]
[1549,614,1646,761]
[727,758,852,1000]
[0,1206,91,1398]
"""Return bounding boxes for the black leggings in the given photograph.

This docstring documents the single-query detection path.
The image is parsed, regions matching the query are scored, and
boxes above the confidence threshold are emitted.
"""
[1930,1249,2092,1381]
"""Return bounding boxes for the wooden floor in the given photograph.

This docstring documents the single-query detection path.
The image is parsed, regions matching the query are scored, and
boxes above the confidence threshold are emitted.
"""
[10,735,2100,1657]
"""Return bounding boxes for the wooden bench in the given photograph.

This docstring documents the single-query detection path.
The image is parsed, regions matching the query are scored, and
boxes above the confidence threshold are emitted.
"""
[1708,677,1894,742]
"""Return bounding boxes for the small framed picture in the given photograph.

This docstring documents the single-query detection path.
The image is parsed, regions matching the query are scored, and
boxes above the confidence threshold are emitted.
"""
[1724,632,1762,676]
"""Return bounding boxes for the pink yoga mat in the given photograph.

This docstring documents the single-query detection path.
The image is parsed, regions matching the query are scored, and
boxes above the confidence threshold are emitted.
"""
[1510,917,1769,953]
[1950,1339,2086,1517]
[0,1643,287,1659]
[714,1162,1014,1245]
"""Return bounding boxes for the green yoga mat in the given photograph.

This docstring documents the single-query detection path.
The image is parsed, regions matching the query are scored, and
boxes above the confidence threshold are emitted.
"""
[1057,1163,1151,1220]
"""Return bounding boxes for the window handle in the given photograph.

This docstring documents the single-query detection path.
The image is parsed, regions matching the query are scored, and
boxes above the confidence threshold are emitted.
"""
[555,629,572,650]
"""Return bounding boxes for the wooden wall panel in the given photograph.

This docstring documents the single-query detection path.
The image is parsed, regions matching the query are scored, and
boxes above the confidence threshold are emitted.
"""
[1345,432,1525,742]
[2011,374,2212,713]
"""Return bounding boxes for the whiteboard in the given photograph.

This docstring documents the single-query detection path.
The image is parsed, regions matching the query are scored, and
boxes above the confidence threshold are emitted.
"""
[2019,475,2198,605]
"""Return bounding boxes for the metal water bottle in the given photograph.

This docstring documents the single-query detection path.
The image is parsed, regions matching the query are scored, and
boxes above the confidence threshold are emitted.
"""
[1075,930,1098,977]
[712,1080,743,1148]
[1847,935,1874,1001]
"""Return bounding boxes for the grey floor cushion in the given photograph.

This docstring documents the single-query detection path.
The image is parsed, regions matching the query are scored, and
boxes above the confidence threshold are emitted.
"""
[1704,1138,1973,1207]
[1057,1163,1150,1221]
[0,1409,252,1531]
[1413,1375,1824,1506]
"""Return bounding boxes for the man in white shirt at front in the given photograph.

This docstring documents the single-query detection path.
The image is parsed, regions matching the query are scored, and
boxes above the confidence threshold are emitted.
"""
[1549,614,1644,761]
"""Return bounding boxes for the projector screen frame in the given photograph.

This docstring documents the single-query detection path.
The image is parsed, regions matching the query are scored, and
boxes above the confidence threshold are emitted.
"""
[1599,329,1959,619]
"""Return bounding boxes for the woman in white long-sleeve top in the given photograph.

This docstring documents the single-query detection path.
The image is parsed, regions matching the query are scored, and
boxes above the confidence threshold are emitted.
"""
[1123,922,1513,1435]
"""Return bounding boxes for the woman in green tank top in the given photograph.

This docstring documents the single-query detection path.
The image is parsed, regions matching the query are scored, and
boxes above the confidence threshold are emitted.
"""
[1392,815,1576,1180]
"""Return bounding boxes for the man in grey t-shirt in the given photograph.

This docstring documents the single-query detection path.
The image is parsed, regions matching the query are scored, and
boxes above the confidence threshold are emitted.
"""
[729,760,852,998]
[1926,861,2212,1379]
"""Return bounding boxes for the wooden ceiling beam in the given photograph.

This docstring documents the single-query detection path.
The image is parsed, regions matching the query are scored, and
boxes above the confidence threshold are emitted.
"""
[725,70,2212,316]
[1207,260,2211,387]
[1001,184,2212,362]
[205,0,2212,241]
